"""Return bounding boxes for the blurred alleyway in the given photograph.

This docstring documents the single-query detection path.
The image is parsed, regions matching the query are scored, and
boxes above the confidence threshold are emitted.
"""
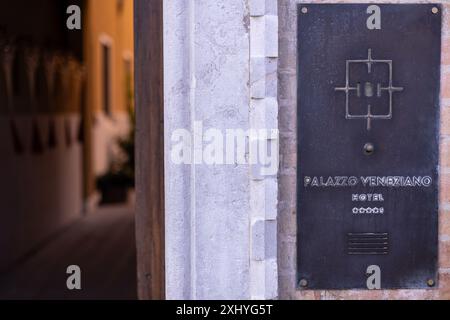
[0,205,137,300]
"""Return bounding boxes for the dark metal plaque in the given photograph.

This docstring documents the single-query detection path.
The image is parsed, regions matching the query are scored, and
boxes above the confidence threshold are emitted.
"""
[297,4,441,290]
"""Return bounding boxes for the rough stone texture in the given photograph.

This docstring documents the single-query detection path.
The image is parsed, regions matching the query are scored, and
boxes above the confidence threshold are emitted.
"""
[252,219,266,261]
[250,0,280,299]
[163,0,192,300]
[165,0,279,300]
[250,0,266,16]
[164,0,251,300]
[278,0,450,300]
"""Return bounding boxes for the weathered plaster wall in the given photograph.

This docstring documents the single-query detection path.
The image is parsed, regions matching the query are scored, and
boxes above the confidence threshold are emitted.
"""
[278,0,450,300]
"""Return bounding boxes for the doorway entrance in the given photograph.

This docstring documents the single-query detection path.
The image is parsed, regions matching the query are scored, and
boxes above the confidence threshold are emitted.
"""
[0,0,154,300]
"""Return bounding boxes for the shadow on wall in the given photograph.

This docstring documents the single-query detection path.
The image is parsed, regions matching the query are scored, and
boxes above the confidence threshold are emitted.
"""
[0,4,84,270]
[0,116,83,271]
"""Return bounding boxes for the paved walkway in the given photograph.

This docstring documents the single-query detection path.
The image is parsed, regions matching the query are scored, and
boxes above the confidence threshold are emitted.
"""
[0,205,137,300]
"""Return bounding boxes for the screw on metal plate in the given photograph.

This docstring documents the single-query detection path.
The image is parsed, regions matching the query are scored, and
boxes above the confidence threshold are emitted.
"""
[432,7,439,14]
[427,279,435,287]
[299,279,308,288]
[364,143,375,156]
[301,7,308,14]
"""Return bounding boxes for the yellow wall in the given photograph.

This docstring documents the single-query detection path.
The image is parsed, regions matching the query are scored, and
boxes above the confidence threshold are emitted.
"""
[84,0,134,114]
[82,0,134,198]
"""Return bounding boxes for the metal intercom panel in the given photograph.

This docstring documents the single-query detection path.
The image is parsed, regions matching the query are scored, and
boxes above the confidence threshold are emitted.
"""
[297,4,441,289]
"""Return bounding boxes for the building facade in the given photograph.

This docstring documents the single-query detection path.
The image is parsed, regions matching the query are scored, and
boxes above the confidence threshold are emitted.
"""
[0,0,134,271]
[161,0,450,300]
[84,0,134,206]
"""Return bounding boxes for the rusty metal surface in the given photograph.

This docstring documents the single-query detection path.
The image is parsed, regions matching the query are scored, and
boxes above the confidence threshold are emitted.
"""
[297,4,441,289]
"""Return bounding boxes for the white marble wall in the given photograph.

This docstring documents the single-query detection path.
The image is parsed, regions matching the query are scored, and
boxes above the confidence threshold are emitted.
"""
[164,0,279,300]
